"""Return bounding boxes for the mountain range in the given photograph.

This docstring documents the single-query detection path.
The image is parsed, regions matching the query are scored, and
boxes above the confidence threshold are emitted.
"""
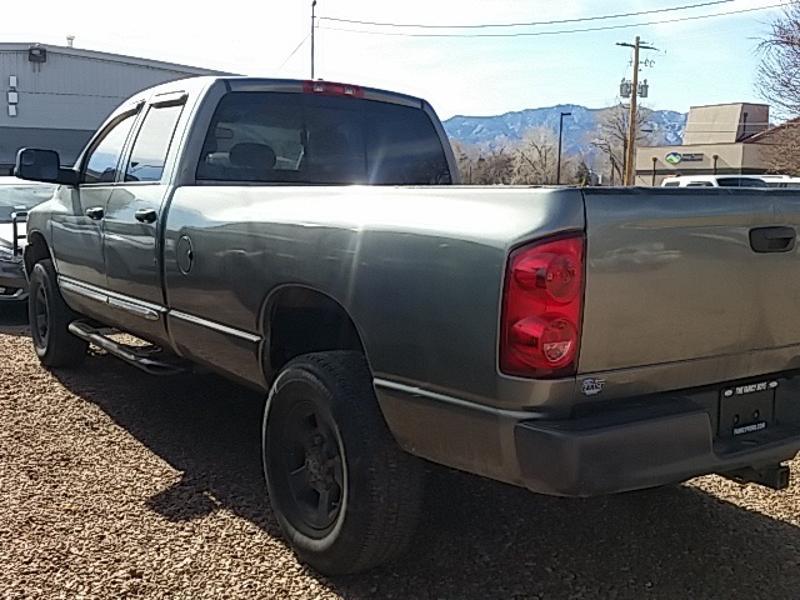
[442,104,687,161]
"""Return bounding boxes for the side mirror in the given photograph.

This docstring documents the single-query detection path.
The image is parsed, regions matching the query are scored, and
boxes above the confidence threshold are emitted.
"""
[15,148,77,186]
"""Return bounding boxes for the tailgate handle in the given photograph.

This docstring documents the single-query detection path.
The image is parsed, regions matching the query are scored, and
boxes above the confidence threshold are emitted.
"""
[749,226,796,253]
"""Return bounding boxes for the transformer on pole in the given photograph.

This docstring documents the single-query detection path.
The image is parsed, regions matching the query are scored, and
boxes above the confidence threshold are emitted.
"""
[616,37,657,185]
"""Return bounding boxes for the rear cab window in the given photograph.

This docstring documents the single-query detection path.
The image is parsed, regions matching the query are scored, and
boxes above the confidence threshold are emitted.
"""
[197,92,452,185]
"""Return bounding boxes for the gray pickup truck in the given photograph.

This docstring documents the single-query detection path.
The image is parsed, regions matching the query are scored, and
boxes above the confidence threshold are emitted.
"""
[16,76,800,575]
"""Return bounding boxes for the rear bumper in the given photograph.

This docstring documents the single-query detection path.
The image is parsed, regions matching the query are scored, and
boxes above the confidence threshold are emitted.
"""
[376,378,800,498]
[515,404,800,496]
[0,257,27,301]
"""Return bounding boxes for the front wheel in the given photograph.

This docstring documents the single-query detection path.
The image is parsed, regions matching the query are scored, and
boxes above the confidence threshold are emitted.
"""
[263,351,424,575]
[28,259,88,368]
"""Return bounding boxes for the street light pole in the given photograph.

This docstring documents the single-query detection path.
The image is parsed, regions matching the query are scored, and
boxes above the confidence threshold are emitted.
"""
[557,111,572,185]
[651,156,657,186]
[311,0,317,79]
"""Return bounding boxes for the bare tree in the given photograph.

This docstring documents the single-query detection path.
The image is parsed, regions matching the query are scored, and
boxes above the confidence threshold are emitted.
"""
[512,128,561,184]
[758,121,800,175]
[474,150,515,184]
[451,130,583,186]
[756,7,800,174]
[591,103,650,184]
[758,5,800,119]
[450,140,475,183]
[452,139,519,185]
[574,160,593,186]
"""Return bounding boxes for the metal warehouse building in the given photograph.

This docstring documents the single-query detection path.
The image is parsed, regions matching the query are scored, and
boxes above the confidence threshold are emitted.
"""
[0,42,227,173]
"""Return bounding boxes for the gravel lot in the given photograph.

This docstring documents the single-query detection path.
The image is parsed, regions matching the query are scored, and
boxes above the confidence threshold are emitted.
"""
[1,303,800,599]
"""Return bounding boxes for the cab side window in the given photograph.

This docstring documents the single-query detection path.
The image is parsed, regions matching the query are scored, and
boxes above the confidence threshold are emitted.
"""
[82,113,137,184]
[125,104,184,182]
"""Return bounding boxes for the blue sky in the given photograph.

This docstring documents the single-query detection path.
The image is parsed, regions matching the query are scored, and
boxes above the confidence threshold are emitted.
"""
[0,0,789,119]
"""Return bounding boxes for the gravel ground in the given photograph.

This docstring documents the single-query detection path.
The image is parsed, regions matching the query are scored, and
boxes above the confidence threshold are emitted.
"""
[1,303,800,599]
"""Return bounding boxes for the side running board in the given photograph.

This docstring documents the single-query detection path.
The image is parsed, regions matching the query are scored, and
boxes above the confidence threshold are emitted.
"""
[68,321,190,376]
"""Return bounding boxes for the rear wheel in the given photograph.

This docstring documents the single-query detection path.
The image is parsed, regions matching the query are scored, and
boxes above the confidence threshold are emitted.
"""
[28,259,88,368]
[263,351,424,575]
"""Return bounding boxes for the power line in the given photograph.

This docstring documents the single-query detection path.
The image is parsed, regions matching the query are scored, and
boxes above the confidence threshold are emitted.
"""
[319,2,793,39]
[276,33,311,72]
[319,0,734,29]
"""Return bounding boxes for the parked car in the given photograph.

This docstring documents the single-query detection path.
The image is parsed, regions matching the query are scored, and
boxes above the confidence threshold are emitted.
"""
[661,174,769,187]
[15,76,800,575]
[0,177,55,302]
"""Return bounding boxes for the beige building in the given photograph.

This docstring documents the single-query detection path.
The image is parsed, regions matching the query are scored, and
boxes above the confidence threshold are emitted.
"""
[634,102,781,186]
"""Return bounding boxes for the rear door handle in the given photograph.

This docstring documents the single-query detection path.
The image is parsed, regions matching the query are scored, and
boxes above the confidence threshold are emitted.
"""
[749,226,796,253]
[134,208,158,224]
[85,206,105,220]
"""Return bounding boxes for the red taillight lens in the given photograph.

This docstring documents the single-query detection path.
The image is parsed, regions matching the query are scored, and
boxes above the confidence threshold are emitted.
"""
[513,252,580,303]
[500,234,584,378]
[303,80,364,98]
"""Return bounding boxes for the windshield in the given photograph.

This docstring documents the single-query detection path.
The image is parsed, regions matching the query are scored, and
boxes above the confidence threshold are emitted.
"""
[0,183,56,222]
[197,92,452,185]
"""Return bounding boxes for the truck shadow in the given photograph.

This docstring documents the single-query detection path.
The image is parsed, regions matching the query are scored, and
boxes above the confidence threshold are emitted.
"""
[52,354,800,600]
[0,302,29,337]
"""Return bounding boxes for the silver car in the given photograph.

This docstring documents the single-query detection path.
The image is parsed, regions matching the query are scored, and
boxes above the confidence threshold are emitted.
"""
[0,177,55,302]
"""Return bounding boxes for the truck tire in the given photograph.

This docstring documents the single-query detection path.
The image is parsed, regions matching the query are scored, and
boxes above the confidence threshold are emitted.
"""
[262,351,424,575]
[28,259,88,368]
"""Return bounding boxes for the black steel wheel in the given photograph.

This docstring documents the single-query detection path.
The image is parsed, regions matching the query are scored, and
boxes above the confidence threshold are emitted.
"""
[28,259,88,368]
[31,283,50,351]
[272,392,345,537]
[263,351,424,575]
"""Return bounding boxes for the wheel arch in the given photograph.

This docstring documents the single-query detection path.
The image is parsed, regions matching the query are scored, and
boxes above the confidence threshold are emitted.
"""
[260,284,370,384]
[23,230,53,276]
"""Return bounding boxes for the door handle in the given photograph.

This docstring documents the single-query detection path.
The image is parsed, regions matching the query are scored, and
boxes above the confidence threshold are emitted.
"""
[749,226,796,253]
[134,208,158,224]
[85,206,105,220]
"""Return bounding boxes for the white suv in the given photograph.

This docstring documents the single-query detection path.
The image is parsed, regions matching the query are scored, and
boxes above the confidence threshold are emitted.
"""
[661,175,768,188]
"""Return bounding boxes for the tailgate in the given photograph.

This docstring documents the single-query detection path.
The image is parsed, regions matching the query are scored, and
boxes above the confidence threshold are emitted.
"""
[579,188,800,375]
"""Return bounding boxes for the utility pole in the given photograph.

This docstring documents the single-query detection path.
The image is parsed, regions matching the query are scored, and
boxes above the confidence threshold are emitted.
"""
[617,36,657,185]
[556,111,571,185]
[625,37,640,186]
[311,0,317,79]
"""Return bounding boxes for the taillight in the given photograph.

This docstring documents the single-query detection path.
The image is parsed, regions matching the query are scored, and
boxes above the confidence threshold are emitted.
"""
[500,234,584,378]
[303,80,364,98]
